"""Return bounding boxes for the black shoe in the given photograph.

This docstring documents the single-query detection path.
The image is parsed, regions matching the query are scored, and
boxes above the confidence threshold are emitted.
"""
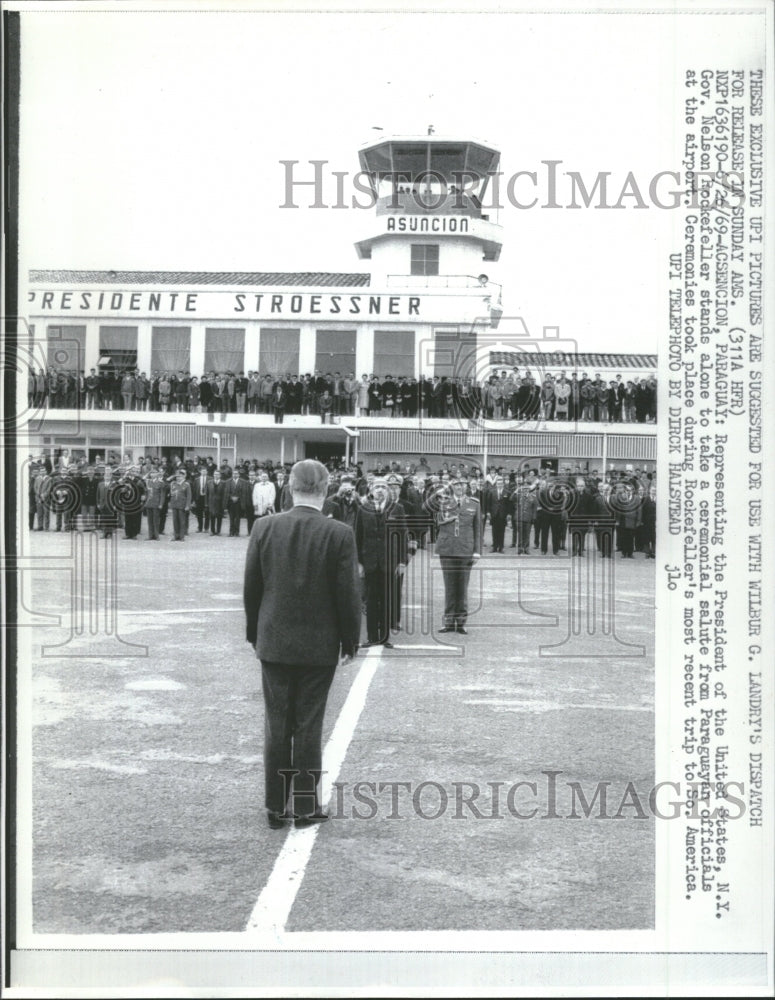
[294,810,329,829]
[266,811,289,830]
[439,625,455,633]
[382,640,394,649]
[456,625,468,635]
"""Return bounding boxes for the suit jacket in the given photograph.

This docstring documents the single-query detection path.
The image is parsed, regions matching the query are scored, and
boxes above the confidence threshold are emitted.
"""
[355,499,407,573]
[206,479,227,515]
[490,490,511,525]
[228,477,251,512]
[96,480,118,512]
[192,474,210,502]
[244,505,361,666]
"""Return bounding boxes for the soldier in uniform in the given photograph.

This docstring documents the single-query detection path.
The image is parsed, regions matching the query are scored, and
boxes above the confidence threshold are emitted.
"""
[144,468,165,540]
[120,465,147,540]
[434,477,482,634]
[96,468,120,538]
[512,472,538,554]
[169,469,192,541]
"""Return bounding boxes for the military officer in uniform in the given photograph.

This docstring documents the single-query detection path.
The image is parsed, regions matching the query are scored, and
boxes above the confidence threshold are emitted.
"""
[434,477,482,634]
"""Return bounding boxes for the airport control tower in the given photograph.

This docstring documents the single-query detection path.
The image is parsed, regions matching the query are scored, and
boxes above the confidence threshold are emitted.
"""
[354,135,503,288]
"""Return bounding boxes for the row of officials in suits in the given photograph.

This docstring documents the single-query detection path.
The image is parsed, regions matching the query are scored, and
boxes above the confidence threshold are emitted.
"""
[28,454,656,560]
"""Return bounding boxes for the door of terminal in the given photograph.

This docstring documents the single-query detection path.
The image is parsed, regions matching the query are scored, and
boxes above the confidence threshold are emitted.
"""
[303,442,345,464]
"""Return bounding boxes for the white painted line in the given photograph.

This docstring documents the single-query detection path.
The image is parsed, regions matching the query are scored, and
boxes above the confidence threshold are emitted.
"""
[463,698,653,713]
[122,608,242,615]
[245,646,382,934]
[391,643,455,650]
[125,678,186,691]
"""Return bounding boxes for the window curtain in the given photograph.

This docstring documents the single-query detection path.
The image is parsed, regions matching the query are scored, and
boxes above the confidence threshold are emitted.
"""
[99,326,138,353]
[204,327,245,374]
[374,330,415,378]
[432,326,475,379]
[151,326,191,374]
[47,325,86,369]
[315,329,356,376]
[259,328,300,377]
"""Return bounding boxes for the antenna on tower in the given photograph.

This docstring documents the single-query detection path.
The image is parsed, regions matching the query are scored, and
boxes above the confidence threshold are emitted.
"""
[427,125,435,135]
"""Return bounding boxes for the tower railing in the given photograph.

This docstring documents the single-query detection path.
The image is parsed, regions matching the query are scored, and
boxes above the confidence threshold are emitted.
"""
[385,275,502,295]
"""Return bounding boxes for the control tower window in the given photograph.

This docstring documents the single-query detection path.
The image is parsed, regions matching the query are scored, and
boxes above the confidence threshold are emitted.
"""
[410,244,439,277]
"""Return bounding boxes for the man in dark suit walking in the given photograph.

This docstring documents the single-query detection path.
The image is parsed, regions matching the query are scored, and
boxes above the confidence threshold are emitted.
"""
[244,460,361,829]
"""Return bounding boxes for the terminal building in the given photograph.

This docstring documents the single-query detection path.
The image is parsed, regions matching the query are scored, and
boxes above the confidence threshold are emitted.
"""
[22,134,657,473]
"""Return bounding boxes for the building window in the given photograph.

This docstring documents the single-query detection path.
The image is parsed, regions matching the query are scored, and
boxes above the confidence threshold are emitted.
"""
[410,244,439,276]
[98,326,138,373]
[374,330,415,378]
[204,328,245,374]
[47,325,87,371]
[315,329,357,377]
[432,326,474,379]
[151,326,191,374]
[259,328,300,378]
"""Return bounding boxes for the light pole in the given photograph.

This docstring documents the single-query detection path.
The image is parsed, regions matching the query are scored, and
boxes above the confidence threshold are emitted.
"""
[212,431,220,469]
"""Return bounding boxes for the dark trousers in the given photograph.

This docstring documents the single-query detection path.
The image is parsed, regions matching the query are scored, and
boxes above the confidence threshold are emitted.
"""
[80,504,96,530]
[172,507,187,540]
[36,501,50,530]
[246,510,256,535]
[229,502,242,536]
[595,527,614,558]
[261,660,336,817]
[391,568,405,630]
[491,514,507,551]
[364,566,391,644]
[124,511,142,539]
[539,513,563,555]
[210,513,223,535]
[147,507,160,539]
[618,526,635,557]
[194,497,209,532]
[569,524,587,556]
[98,509,117,536]
[516,518,532,553]
[439,556,473,627]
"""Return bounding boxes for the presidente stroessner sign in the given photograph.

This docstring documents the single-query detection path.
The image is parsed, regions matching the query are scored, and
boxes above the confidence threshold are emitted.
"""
[27,289,424,319]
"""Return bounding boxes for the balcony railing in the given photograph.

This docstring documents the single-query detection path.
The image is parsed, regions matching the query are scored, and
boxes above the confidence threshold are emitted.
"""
[385,274,502,296]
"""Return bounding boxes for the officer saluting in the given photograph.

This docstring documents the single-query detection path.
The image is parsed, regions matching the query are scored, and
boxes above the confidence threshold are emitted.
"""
[434,477,482,635]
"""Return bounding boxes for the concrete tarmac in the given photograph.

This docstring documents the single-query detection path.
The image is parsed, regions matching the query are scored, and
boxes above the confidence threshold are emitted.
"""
[27,522,654,934]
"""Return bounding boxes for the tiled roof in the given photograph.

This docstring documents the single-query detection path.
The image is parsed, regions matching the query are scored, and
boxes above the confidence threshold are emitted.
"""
[490,351,657,369]
[29,270,371,288]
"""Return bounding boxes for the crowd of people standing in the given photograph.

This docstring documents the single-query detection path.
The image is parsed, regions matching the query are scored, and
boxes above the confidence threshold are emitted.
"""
[28,451,656,557]
[30,366,658,423]
[28,452,655,647]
